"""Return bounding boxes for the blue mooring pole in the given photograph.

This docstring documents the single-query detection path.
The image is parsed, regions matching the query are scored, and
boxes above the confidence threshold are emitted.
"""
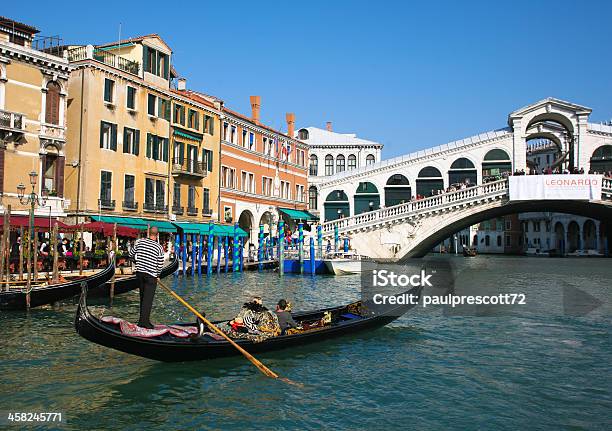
[334,225,339,252]
[182,233,187,275]
[298,222,304,274]
[174,234,180,277]
[206,222,213,276]
[258,224,264,271]
[191,233,196,276]
[343,237,349,253]
[309,237,315,275]
[233,223,239,272]
[216,235,222,273]
[278,220,285,276]
[197,233,202,277]
[317,224,323,259]
[239,238,244,272]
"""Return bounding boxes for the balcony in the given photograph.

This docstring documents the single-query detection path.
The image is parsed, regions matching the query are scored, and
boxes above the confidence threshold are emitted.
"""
[187,206,198,216]
[172,205,184,215]
[0,109,26,146]
[172,158,207,178]
[122,200,138,211]
[202,208,213,217]
[144,202,167,214]
[99,199,116,210]
[67,46,140,76]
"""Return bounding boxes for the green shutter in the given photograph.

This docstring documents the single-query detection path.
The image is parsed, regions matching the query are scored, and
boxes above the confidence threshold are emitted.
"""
[158,98,163,119]
[111,124,117,151]
[143,46,149,73]
[99,121,105,148]
[123,128,129,153]
[165,100,171,120]
[163,138,169,162]
[207,150,213,171]
[134,129,140,155]
[146,133,152,158]
[163,54,169,79]
[209,117,214,135]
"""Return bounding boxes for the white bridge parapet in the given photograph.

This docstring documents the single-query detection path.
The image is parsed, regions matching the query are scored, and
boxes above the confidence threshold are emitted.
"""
[322,179,510,237]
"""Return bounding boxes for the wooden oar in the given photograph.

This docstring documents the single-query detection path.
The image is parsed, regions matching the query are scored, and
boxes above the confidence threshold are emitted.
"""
[157,279,301,387]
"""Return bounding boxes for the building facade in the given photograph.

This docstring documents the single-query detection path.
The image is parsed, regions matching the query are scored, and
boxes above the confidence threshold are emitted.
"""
[0,17,71,217]
[63,35,220,225]
[219,97,309,246]
[298,124,383,218]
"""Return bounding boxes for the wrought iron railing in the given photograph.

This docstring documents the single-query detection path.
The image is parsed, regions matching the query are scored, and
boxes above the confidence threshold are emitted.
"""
[99,199,116,210]
[122,200,138,211]
[172,205,184,215]
[187,206,198,216]
[172,158,206,177]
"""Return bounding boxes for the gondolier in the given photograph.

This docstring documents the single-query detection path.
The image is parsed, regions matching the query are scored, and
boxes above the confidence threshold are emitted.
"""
[129,226,165,329]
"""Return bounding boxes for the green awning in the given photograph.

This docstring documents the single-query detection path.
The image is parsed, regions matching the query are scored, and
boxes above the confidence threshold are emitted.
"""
[278,208,319,222]
[173,128,203,142]
[91,216,176,232]
[173,222,247,237]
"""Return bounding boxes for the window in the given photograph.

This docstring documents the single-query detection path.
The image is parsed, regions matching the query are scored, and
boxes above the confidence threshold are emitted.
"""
[147,94,156,116]
[124,174,135,204]
[99,121,117,151]
[146,133,169,161]
[534,221,541,232]
[204,115,214,135]
[43,154,58,193]
[296,149,305,167]
[298,129,309,140]
[103,78,114,104]
[249,132,255,151]
[145,178,154,208]
[295,184,305,202]
[280,180,291,200]
[485,235,490,246]
[366,154,375,165]
[262,177,273,196]
[241,171,255,193]
[242,129,248,147]
[202,149,213,172]
[143,46,169,79]
[188,109,199,130]
[173,183,181,209]
[126,86,136,110]
[155,179,165,208]
[348,154,357,170]
[263,137,274,156]
[159,98,170,120]
[309,154,318,176]
[122,127,140,155]
[188,185,196,211]
[497,236,502,247]
[45,81,61,125]
[230,125,237,144]
[174,141,185,165]
[100,171,112,202]
[203,188,210,214]
[221,166,236,188]
[309,186,318,209]
[187,145,198,172]
[505,219,511,230]
[336,154,346,172]
[174,104,186,125]
[224,206,233,223]
[325,154,334,176]
[222,122,229,140]
[505,235,511,246]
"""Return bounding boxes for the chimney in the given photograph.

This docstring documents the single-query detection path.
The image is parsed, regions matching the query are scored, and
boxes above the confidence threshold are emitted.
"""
[177,78,186,91]
[326,121,332,132]
[250,96,261,124]
[286,113,295,137]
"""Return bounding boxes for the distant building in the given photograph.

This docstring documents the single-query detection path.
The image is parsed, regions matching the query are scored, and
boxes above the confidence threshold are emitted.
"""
[0,16,71,217]
[297,123,383,218]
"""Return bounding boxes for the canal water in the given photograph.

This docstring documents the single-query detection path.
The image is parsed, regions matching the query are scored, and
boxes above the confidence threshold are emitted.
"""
[0,256,610,430]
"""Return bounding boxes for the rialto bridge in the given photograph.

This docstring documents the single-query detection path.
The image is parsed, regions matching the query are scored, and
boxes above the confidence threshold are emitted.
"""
[313,98,612,260]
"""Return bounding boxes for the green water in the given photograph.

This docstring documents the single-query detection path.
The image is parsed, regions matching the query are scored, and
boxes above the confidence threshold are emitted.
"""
[0,256,610,430]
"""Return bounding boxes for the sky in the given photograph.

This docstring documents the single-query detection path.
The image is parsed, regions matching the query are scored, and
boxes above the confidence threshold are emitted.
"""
[5,0,612,158]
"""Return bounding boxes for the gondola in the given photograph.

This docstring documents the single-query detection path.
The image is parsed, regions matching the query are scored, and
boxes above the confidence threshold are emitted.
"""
[462,247,477,257]
[75,283,423,362]
[0,257,116,310]
[88,253,179,298]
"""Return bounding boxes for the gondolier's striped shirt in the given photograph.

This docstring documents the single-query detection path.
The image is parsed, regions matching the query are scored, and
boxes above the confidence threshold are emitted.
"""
[129,238,165,277]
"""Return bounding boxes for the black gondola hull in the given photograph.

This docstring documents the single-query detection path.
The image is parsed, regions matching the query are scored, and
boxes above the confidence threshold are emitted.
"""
[75,284,422,362]
[0,259,116,311]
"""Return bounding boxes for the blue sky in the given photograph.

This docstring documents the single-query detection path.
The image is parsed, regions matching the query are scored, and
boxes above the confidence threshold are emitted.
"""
[5,0,612,158]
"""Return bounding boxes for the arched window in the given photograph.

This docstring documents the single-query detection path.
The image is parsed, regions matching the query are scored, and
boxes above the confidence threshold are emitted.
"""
[325,154,334,176]
[497,236,502,247]
[45,81,61,125]
[485,235,490,246]
[348,154,357,170]
[298,129,309,140]
[308,186,318,209]
[336,154,345,172]
[590,145,612,173]
[482,149,511,180]
[366,154,375,165]
[309,154,318,176]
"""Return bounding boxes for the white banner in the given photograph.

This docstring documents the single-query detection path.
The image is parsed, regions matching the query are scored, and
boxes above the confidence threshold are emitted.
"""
[509,175,602,201]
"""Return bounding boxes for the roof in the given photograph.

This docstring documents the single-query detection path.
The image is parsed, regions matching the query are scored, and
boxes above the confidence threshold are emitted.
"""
[174,89,218,109]
[0,16,39,35]
[96,33,173,53]
[509,97,592,119]
[297,126,383,148]
[223,106,296,141]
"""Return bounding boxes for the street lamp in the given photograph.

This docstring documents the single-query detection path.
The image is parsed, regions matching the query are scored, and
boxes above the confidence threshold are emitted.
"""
[17,170,48,305]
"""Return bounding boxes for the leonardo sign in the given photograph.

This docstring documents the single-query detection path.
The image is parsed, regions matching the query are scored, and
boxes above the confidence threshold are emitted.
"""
[509,175,602,201]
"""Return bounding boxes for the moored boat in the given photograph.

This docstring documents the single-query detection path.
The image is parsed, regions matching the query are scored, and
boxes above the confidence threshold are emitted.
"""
[323,252,375,275]
[0,257,116,310]
[75,283,423,362]
[462,246,477,257]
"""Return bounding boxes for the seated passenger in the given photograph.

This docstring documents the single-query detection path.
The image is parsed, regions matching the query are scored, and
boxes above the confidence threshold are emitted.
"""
[229,297,270,334]
[275,299,298,334]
